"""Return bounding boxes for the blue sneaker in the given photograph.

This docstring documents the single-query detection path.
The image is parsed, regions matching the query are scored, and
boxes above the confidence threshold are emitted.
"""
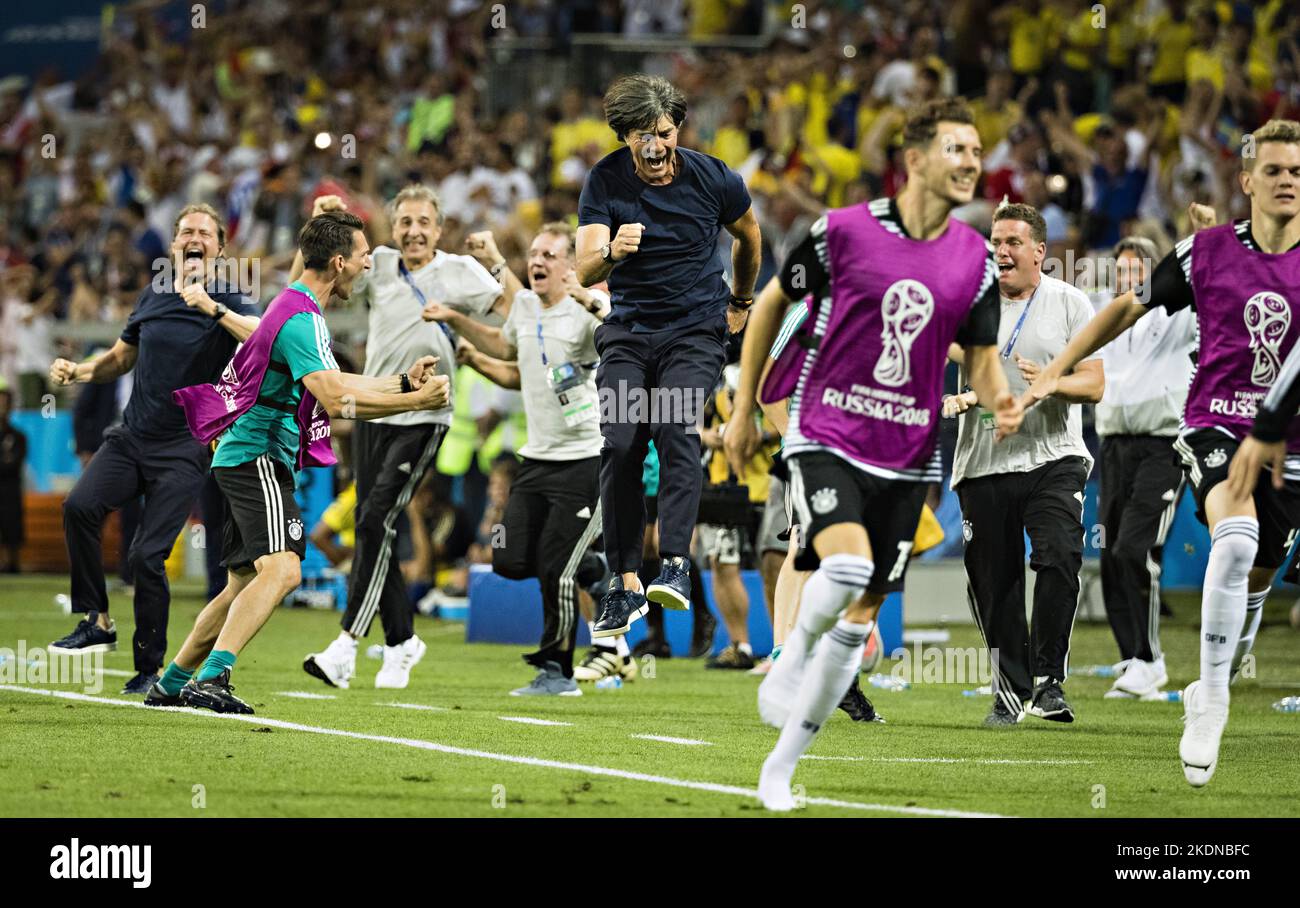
[510,661,582,696]
[49,611,117,655]
[592,576,649,638]
[647,556,692,611]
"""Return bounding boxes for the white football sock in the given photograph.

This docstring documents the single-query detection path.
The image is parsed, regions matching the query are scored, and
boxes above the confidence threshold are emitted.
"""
[613,633,629,658]
[1232,589,1267,681]
[763,619,868,783]
[782,554,873,662]
[1201,517,1258,705]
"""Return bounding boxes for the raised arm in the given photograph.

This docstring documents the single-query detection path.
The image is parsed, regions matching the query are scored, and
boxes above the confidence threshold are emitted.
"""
[302,368,449,419]
[1028,290,1145,403]
[421,303,516,360]
[49,339,139,386]
[180,285,260,342]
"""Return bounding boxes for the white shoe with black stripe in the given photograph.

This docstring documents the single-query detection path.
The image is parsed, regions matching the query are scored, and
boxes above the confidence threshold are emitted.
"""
[375,635,427,689]
[303,632,357,689]
[573,648,637,682]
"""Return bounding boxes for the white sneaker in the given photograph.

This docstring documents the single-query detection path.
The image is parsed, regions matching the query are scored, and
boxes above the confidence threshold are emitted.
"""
[375,635,427,689]
[1106,657,1167,699]
[1180,680,1229,787]
[757,757,798,812]
[303,632,357,689]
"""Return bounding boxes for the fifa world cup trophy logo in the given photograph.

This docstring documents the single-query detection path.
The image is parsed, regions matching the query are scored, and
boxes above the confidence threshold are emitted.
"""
[1244,291,1291,386]
[873,279,935,387]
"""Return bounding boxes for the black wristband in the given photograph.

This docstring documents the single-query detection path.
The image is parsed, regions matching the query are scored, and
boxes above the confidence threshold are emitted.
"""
[400,372,412,394]
[729,296,753,310]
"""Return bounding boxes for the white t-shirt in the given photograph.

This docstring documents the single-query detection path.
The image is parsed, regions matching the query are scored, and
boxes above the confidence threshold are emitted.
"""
[355,246,501,427]
[953,274,1099,485]
[500,289,605,462]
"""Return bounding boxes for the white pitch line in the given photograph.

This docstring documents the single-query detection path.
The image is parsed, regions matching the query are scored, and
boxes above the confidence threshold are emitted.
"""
[498,716,572,727]
[0,685,1009,818]
[100,669,136,678]
[631,734,711,746]
[384,702,449,712]
[802,755,1094,765]
[275,691,337,700]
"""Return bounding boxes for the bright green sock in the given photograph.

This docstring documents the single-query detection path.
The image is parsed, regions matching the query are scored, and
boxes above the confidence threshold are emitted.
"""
[196,650,237,682]
[158,661,194,696]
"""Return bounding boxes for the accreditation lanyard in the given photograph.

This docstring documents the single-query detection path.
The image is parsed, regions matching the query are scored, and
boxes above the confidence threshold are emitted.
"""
[1000,284,1041,360]
[398,259,455,343]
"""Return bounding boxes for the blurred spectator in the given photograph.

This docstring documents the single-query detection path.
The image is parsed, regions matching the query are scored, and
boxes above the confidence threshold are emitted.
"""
[0,380,26,573]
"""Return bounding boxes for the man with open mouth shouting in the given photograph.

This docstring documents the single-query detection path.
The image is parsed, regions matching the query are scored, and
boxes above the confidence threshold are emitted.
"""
[575,74,762,640]
[48,204,260,695]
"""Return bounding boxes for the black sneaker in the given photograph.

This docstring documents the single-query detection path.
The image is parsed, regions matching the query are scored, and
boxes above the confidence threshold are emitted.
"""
[180,670,254,714]
[48,611,117,654]
[706,643,755,670]
[838,674,885,723]
[143,681,184,708]
[631,635,672,659]
[984,695,1025,727]
[1027,679,1074,723]
[688,605,717,658]
[592,577,649,638]
[122,671,158,695]
[646,556,692,610]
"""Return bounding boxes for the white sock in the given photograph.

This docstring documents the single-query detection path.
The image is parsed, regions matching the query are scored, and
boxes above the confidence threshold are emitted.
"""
[765,619,868,779]
[738,641,753,657]
[1201,517,1258,705]
[783,554,873,662]
[338,631,357,648]
[613,634,629,658]
[1232,590,1267,681]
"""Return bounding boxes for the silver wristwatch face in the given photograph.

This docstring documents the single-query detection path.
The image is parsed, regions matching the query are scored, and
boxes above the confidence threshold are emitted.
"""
[602,243,612,261]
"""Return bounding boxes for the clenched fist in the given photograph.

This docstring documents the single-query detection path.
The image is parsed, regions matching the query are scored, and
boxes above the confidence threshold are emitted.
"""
[312,195,347,217]
[609,223,644,261]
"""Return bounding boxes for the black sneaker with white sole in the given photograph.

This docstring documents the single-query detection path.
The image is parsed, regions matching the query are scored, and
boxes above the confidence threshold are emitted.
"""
[592,577,649,638]
[180,670,254,714]
[838,674,885,723]
[122,671,159,695]
[646,556,692,610]
[48,611,117,654]
[1027,679,1074,723]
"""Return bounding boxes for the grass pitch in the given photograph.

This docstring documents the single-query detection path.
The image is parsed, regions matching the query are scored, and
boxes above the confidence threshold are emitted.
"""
[2,574,1298,818]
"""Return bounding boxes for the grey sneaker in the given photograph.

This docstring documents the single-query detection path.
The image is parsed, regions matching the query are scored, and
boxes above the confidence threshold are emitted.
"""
[510,661,582,697]
[984,694,1025,727]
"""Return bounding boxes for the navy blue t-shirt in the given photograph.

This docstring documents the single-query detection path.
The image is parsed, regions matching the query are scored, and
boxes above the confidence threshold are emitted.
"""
[119,286,259,440]
[579,146,751,333]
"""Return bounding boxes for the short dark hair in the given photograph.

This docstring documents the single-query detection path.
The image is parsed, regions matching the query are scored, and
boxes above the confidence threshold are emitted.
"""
[993,202,1048,245]
[299,211,365,271]
[901,97,976,152]
[603,75,687,141]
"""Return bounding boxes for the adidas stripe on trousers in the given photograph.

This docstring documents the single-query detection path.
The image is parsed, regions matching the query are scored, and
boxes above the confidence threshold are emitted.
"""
[342,420,447,646]
[492,456,603,668]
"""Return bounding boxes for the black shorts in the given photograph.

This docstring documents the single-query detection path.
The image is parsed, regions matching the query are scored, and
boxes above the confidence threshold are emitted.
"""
[214,455,306,571]
[1174,428,1300,569]
[786,451,927,592]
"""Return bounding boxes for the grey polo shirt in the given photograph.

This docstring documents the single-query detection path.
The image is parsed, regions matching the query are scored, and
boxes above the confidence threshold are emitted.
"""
[354,246,501,427]
[951,274,1098,486]
[501,288,606,461]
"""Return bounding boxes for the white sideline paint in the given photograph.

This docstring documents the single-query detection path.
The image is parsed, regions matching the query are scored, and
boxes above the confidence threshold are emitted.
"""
[275,691,337,700]
[0,685,1009,818]
[384,702,448,712]
[101,669,136,678]
[498,716,572,727]
[802,755,1094,765]
[631,734,711,746]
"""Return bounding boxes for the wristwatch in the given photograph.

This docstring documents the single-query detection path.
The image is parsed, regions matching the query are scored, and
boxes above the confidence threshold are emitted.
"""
[490,260,507,278]
[601,243,614,263]
[211,302,229,321]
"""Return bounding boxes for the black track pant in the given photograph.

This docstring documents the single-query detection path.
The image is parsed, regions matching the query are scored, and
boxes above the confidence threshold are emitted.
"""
[62,425,209,674]
[957,456,1089,706]
[493,456,603,677]
[1098,435,1183,663]
[342,420,446,646]
[594,315,727,573]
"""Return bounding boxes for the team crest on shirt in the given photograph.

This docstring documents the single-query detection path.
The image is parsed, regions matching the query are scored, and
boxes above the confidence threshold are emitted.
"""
[287,518,304,541]
[874,279,935,387]
[1205,449,1227,469]
[1243,291,1291,386]
[810,487,838,515]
